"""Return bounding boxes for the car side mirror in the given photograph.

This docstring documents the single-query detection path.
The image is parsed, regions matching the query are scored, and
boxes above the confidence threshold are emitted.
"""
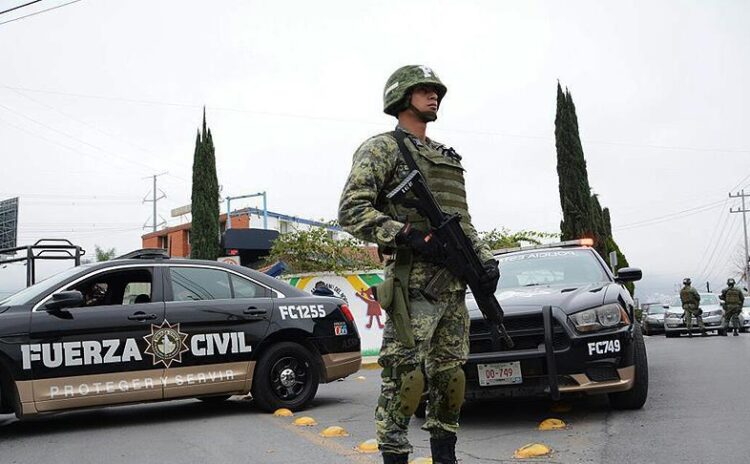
[615,267,642,283]
[44,290,84,311]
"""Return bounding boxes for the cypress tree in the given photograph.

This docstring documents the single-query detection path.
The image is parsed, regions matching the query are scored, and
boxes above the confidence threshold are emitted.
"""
[555,83,593,241]
[190,109,221,260]
[554,83,634,294]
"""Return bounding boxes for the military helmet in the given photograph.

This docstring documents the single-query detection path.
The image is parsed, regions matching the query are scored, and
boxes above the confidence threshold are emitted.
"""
[728,278,736,286]
[683,277,691,286]
[383,65,447,116]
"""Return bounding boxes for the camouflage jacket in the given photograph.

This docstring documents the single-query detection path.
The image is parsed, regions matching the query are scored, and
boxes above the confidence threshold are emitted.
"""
[720,286,745,308]
[680,286,701,309]
[338,127,493,292]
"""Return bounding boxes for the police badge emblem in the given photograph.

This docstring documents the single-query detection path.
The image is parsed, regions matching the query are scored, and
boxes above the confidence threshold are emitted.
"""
[143,320,189,367]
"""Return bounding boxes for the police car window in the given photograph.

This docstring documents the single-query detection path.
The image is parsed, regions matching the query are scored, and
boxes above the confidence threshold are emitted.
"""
[170,267,231,301]
[700,294,719,305]
[230,274,268,299]
[69,269,152,308]
[496,250,607,289]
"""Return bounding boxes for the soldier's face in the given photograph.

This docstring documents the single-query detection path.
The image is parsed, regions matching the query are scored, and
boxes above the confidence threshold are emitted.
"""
[410,85,439,113]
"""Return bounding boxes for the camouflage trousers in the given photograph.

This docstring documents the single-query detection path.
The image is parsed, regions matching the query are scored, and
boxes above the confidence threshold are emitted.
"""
[376,290,469,455]
[683,307,705,332]
[724,307,741,330]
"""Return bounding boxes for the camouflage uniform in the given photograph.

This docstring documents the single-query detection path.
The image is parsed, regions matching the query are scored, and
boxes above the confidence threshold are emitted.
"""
[680,284,705,333]
[720,284,745,333]
[338,128,492,455]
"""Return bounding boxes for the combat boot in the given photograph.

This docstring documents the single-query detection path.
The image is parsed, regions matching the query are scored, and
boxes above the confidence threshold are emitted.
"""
[688,332,693,338]
[734,328,739,336]
[430,435,458,464]
[382,453,409,464]
[701,330,708,337]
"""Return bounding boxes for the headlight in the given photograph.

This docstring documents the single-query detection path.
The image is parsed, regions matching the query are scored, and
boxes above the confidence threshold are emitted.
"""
[705,310,723,317]
[665,311,681,318]
[570,304,626,333]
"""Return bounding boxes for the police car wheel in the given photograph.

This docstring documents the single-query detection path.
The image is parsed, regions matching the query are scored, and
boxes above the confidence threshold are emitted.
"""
[252,342,319,412]
[609,323,648,410]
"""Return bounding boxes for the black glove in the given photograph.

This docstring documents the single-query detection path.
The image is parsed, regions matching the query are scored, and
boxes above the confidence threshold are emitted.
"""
[479,259,500,294]
[395,223,445,263]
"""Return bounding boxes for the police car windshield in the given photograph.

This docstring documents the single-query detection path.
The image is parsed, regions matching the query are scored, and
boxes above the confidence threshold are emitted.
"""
[496,249,608,289]
[700,294,719,305]
[0,266,88,307]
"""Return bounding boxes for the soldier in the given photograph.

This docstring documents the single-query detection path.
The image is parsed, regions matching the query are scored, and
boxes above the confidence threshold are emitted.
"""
[720,278,745,336]
[338,65,498,464]
[679,277,706,337]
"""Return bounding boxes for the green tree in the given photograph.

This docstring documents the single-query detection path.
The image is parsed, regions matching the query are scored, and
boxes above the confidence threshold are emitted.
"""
[555,83,633,294]
[480,228,558,251]
[94,245,116,262]
[190,108,221,260]
[265,227,380,274]
[555,83,593,242]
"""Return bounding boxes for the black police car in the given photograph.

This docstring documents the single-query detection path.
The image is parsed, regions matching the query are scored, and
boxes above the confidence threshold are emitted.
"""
[465,240,647,409]
[0,250,361,419]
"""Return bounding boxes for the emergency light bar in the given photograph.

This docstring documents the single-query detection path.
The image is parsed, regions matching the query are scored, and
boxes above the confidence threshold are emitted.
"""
[492,238,595,256]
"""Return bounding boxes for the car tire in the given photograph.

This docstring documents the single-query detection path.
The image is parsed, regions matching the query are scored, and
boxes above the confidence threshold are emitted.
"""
[197,395,231,403]
[718,328,727,336]
[252,342,320,412]
[609,323,648,410]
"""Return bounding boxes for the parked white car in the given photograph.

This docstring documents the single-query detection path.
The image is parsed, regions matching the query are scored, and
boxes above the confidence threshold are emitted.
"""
[664,293,727,337]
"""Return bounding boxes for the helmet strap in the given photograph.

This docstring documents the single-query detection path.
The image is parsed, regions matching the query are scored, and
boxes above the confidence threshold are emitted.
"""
[408,103,438,123]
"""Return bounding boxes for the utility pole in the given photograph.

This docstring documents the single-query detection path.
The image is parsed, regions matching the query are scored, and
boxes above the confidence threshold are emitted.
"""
[143,172,168,232]
[729,189,750,286]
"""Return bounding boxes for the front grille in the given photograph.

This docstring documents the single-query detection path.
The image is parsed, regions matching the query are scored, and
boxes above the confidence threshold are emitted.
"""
[470,313,570,353]
[586,366,620,382]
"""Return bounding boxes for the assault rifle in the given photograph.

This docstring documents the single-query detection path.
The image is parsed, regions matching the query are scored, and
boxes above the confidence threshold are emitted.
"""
[387,169,514,350]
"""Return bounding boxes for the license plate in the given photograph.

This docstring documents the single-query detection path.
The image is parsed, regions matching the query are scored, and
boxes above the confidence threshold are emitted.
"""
[477,362,522,387]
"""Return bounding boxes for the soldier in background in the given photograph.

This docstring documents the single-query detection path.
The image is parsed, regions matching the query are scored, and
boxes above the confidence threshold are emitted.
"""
[338,65,498,464]
[720,278,745,336]
[680,277,706,337]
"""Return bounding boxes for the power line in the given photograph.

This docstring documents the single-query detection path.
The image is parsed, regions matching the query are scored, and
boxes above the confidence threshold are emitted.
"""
[4,84,750,155]
[695,201,731,280]
[614,199,726,231]
[0,0,44,16]
[0,101,162,173]
[0,0,82,27]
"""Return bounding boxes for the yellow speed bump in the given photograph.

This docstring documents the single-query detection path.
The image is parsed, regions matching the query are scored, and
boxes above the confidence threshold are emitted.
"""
[409,458,433,464]
[273,408,293,417]
[320,426,349,437]
[356,439,379,454]
[514,443,551,459]
[550,402,572,413]
[293,416,318,426]
[538,418,567,430]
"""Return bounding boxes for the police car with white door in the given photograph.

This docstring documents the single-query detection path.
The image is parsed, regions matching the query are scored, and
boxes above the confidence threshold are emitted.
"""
[0,250,361,419]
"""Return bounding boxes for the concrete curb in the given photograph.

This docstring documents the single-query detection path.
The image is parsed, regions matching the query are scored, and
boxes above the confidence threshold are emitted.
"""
[360,356,380,370]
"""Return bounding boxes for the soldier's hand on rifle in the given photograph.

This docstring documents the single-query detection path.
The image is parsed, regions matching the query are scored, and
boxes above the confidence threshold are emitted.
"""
[479,259,500,294]
[396,223,445,263]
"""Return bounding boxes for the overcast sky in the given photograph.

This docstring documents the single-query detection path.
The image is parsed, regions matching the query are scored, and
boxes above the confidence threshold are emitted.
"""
[1,0,749,299]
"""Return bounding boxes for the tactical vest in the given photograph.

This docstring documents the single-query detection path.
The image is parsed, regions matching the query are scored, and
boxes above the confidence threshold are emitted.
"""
[395,135,470,231]
[387,133,471,293]
[680,287,698,308]
[725,287,742,307]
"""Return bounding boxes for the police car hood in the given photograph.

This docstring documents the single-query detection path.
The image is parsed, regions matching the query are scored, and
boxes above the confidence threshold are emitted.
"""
[466,282,609,317]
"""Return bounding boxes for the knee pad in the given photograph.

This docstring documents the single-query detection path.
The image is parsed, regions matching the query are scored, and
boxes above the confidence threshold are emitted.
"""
[398,367,425,417]
[434,366,465,422]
